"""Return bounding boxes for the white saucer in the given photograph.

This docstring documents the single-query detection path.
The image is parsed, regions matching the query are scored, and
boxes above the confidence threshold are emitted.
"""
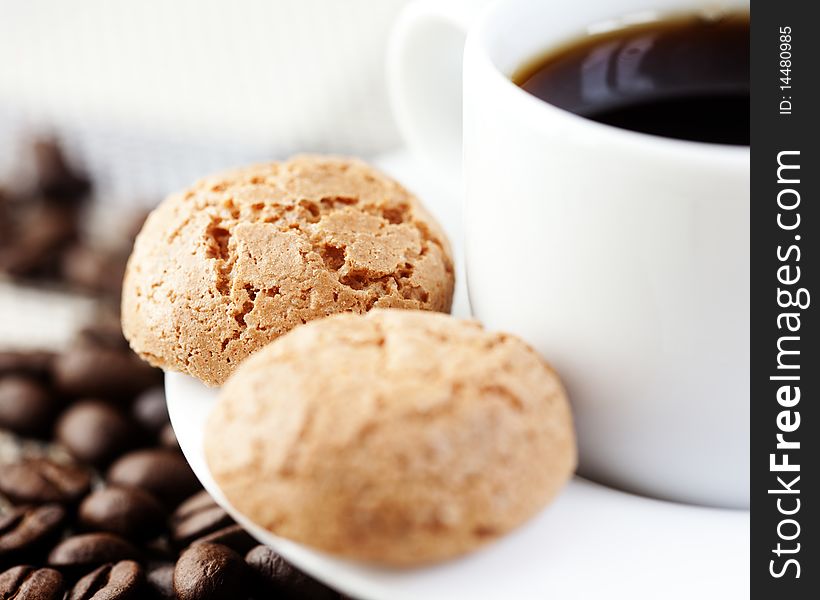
[165,150,749,600]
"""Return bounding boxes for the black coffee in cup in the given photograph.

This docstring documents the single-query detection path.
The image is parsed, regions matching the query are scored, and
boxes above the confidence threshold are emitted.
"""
[513,11,749,145]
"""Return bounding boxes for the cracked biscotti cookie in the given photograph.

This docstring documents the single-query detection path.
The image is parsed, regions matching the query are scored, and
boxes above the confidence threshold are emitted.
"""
[205,309,576,565]
[121,156,454,386]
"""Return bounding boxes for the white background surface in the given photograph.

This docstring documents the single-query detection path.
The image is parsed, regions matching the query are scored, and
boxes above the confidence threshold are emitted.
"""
[0,0,407,155]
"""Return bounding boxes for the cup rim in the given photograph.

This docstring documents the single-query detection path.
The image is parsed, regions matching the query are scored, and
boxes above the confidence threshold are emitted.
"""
[468,0,750,167]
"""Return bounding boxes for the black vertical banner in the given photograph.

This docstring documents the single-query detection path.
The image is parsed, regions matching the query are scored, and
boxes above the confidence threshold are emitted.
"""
[751,1,818,598]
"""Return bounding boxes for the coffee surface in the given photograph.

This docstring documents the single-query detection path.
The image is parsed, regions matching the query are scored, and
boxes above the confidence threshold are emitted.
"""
[514,12,749,145]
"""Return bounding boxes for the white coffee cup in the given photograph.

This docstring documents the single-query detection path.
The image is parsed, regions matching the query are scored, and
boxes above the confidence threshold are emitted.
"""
[389,0,749,508]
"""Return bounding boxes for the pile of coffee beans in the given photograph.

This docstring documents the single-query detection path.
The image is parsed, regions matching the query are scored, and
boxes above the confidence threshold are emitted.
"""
[0,136,354,599]
[0,137,139,296]
[0,329,350,599]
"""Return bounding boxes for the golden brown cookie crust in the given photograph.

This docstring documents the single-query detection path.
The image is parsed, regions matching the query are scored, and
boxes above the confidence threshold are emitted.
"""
[205,310,576,565]
[121,156,454,386]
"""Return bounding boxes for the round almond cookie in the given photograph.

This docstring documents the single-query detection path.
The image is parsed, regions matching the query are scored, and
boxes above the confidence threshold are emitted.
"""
[122,156,454,386]
[204,309,576,565]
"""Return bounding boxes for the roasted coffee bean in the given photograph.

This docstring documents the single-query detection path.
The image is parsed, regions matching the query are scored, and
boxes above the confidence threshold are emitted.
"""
[0,376,59,437]
[0,565,30,596]
[0,565,65,600]
[0,458,92,505]
[61,245,127,297]
[107,449,200,509]
[76,322,129,352]
[174,542,248,600]
[172,491,216,521]
[69,560,143,600]
[0,351,54,379]
[171,492,232,547]
[158,425,178,450]
[78,486,166,542]
[0,504,66,565]
[140,538,176,564]
[48,533,140,571]
[32,138,92,204]
[53,344,160,401]
[55,400,139,466]
[122,210,150,245]
[193,525,256,555]
[0,204,79,278]
[245,544,339,600]
[145,563,175,600]
[131,388,169,434]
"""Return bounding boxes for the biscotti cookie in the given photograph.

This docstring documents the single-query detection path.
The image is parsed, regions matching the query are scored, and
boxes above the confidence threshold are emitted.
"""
[204,309,576,565]
[122,156,454,386]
